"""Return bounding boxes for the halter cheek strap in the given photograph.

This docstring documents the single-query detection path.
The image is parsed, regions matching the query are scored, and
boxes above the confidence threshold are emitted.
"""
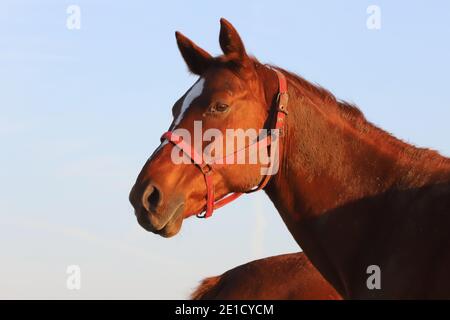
[160,67,288,218]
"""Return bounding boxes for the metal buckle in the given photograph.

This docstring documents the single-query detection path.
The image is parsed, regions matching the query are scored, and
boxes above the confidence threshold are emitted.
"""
[277,92,289,115]
[199,163,213,175]
[196,211,207,219]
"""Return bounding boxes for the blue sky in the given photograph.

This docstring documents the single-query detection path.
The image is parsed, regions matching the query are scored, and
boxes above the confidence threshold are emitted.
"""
[1,1,449,298]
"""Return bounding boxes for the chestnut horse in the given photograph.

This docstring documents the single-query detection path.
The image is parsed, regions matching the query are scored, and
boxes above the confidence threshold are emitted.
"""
[129,19,450,299]
[191,252,340,300]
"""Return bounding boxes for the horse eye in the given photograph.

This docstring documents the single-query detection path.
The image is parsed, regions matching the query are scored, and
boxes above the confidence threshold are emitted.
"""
[206,102,230,116]
[214,103,230,113]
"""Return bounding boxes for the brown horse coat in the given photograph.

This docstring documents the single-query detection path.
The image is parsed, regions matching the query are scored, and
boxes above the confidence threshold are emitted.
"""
[191,252,341,300]
[130,19,450,299]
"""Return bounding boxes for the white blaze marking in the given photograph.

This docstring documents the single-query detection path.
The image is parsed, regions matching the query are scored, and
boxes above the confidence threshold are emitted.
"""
[147,78,204,162]
[173,78,205,127]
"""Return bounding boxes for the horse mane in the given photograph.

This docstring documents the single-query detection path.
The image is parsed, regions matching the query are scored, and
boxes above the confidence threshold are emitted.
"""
[202,57,450,175]
[267,64,450,174]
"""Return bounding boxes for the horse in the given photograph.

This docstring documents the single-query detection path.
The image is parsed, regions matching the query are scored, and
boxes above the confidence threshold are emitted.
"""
[129,18,450,299]
[191,252,341,300]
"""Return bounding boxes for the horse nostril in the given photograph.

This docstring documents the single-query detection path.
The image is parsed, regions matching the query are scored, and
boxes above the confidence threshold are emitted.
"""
[142,184,162,212]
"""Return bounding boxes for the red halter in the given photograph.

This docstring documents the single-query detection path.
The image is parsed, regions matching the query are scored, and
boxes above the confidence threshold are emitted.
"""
[160,67,288,218]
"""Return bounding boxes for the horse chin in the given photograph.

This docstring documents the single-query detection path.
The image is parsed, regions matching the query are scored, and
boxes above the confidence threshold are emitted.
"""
[155,205,184,238]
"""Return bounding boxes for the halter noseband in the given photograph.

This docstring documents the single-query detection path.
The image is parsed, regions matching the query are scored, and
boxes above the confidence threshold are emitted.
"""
[160,67,288,218]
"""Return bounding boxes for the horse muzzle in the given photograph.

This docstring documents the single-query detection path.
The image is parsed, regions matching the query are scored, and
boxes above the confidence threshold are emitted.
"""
[129,182,185,237]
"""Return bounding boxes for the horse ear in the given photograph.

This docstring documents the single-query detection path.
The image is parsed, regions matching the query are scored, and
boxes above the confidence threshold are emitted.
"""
[219,18,248,60]
[175,31,213,75]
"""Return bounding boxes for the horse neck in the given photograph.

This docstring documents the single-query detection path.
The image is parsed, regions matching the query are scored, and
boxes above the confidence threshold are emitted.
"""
[261,69,450,297]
